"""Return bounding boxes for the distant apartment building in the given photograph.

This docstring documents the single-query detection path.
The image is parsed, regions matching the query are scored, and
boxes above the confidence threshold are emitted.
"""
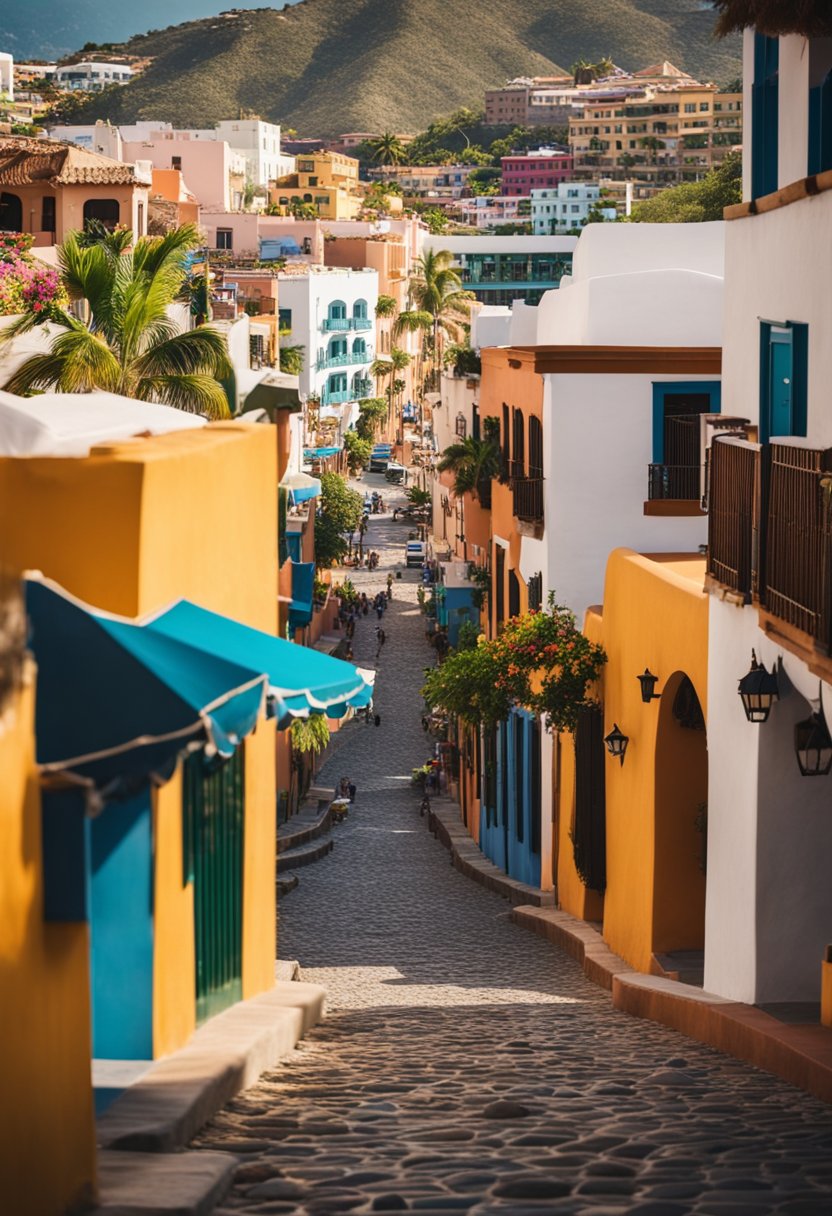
[457,195,530,230]
[10,61,57,92]
[569,85,743,194]
[421,234,577,307]
[54,61,133,91]
[276,266,379,429]
[530,183,616,234]
[367,163,478,200]
[213,119,295,187]
[501,149,573,196]
[121,132,247,211]
[271,150,364,220]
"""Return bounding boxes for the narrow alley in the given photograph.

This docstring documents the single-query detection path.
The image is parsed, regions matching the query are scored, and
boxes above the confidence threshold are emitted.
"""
[194,477,832,1216]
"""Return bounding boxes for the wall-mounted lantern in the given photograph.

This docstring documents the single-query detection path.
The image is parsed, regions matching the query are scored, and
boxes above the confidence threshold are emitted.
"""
[738,650,779,723]
[795,703,832,777]
[637,668,661,703]
[604,723,629,766]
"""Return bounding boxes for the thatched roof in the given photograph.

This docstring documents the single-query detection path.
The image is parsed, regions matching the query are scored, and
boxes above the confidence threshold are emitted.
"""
[0,137,137,188]
[714,0,832,37]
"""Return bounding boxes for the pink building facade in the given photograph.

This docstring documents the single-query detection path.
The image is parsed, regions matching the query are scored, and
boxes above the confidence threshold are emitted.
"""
[501,151,574,197]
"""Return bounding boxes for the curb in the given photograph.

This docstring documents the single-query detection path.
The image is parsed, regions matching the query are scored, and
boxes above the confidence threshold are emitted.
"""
[97,981,326,1153]
[278,805,333,852]
[430,799,555,908]
[512,904,832,1105]
[276,836,334,873]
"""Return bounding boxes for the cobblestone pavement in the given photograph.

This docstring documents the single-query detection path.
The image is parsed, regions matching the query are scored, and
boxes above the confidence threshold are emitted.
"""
[196,473,832,1216]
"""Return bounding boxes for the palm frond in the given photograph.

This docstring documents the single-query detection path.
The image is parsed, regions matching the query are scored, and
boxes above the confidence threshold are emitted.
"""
[392,309,433,339]
[133,225,200,279]
[138,374,231,419]
[58,235,117,330]
[2,327,120,395]
[133,326,232,380]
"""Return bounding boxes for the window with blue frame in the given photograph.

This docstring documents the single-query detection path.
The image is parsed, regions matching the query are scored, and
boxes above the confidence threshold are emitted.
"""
[759,321,808,442]
[650,381,721,501]
[328,300,346,320]
[752,33,779,198]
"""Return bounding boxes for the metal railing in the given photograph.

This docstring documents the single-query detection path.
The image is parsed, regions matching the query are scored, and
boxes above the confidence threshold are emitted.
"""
[765,441,832,646]
[321,389,350,405]
[707,437,759,600]
[647,463,701,502]
[351,316,372,331]
[316,351,372,370]
[512,477,544,523]
[322,317,351,331]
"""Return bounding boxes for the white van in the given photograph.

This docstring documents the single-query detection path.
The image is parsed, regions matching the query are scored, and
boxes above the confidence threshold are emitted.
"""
[406,540,426,567]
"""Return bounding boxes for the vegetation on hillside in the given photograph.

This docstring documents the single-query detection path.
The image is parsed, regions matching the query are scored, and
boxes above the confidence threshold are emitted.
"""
[49,0,741,136]
[628,154,742,223]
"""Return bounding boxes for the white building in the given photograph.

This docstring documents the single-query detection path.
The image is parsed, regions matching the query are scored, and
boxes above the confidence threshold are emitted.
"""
[0,52,13,99]
[701,22,832,1014]
[421,234,577,308]
[47,120,123,159]
[121,133,247,211]
[457,196,528,231]
[54,61,133,91]
[530,182,616,234]
[213,119,295,188]
[276,267,379,436]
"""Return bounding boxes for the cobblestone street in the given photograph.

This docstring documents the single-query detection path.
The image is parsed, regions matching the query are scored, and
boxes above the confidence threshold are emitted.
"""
[196,475,832,1216]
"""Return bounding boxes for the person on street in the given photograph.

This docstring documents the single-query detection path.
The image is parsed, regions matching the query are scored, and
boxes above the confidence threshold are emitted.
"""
[348,780,357,802]
[386,573,393,599]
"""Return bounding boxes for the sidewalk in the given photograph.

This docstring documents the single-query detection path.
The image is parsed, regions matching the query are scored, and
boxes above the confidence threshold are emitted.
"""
[431,796,832,1106]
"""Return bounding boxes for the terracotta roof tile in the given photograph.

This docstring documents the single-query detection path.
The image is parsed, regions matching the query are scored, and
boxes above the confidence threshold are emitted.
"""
[0,136,138,187]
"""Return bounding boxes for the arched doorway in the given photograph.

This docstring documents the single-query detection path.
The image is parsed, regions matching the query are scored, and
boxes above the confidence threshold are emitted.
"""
[653,671,707,980]
[0,192,23,232]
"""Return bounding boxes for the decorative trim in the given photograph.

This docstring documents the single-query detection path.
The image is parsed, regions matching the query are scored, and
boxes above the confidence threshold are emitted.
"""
[485,346,722,376]
[725,167,832,221]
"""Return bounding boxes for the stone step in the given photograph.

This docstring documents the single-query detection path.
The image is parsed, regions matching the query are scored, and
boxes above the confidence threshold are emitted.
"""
[277,873,299,897]
[276,836,334,874]
[93,1149,235,1216]
[277,802,333,851]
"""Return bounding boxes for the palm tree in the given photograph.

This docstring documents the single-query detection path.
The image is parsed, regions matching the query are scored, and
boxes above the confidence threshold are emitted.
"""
[279,344,305,375]
[2,225,232,417]
[369,132,407,166]
[437,435,500,502]
[395,249,473,394]
[375,294,397,318]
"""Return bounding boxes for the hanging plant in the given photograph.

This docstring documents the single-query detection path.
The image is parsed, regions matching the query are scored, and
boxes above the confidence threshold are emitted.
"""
[289,715,331,755]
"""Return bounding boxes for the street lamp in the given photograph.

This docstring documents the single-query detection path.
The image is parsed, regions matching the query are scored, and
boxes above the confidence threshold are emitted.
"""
[604,723,629,766]
[794,702,832,777]
[637,668,661,703]
[738,650,779,723]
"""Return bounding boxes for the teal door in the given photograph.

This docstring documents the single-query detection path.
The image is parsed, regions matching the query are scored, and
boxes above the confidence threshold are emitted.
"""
[184,749,244,1023]
[768,328,794,437]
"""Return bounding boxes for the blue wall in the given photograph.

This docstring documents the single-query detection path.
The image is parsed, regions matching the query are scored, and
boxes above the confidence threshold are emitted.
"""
[90,790,154,1060]
[479,710,541,887]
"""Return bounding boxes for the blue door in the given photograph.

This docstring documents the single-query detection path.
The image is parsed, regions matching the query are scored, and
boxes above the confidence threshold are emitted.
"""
[768,329,794,437]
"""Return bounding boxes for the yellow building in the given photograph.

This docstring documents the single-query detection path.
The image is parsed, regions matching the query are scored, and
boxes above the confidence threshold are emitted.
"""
[271,150,364,219]
[569,86,743,196]
[0,422,279,1216]
[556,548,709,978]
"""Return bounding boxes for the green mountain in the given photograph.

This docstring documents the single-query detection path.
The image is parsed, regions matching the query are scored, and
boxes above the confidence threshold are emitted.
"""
[63,1,741,137]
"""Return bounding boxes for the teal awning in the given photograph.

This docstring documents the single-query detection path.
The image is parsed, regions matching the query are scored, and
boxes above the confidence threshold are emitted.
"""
[303,446,341,459]
[288,561,314,630]
[25,575,375,787]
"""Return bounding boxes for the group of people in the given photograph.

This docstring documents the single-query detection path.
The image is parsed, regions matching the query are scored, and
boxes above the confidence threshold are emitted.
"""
[338,776,357,802]
[364,492,386,515]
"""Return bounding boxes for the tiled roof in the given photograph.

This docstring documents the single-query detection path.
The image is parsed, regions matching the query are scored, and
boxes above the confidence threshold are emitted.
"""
[0,136,138,187]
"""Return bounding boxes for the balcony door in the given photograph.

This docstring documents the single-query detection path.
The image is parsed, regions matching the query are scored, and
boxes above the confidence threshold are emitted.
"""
[761,322,807,442]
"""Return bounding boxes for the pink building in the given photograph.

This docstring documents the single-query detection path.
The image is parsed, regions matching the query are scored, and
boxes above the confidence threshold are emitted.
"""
[501,149,573,197]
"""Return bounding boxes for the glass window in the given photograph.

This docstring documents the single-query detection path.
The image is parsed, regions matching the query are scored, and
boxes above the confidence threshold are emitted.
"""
[216,228,233,249]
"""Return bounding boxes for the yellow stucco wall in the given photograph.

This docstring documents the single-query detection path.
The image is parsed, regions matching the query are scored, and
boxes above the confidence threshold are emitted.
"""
[598,550,709,974]
[0,674,96,1216]
[555,552,709,975]
[0,423,280,1069]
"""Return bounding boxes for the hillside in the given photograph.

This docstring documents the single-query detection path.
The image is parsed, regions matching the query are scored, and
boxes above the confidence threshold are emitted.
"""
[60,1,741,137]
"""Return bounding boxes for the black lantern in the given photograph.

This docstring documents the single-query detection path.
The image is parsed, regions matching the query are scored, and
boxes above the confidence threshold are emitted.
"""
[738,650,779,723]
[604,723,629,766]
[637,668,661,702]
[794,707,832,777]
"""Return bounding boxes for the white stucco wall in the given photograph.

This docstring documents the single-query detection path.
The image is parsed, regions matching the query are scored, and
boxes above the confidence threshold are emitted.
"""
[471,306,512,351]
[545,372,712,619]
[704,598,832,1004]
[722,188,832,442]
[778,35,811,188]
[568,221,726,284]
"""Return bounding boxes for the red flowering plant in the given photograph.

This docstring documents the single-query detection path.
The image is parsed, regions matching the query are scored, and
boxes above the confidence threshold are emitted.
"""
[422,593,606,732]
[0,231,67,319]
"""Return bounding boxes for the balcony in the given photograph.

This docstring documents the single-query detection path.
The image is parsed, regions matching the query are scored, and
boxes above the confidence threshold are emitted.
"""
[317,351,372,370]
[707,437,832,653]
[321,389,350,405]
[512,477,544,536]
[353,377,372,397]
[351,316,372,331]
[322,317,351,331]
[647,463,702,505]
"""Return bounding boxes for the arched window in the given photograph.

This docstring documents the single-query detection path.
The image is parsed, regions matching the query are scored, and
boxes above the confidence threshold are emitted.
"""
[327,338,347,364]
[83,198,120,229]
[529,415,543,480]
[512,407,525,479]
[302,193,313,203]
[328,300,347,320]
[353,298,368,319]
[0,192,23,232]
[352,337,366,359]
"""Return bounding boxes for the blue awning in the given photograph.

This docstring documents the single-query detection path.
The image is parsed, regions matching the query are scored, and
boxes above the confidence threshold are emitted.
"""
[288,561,314,630]
[26,577,268,788]
[303,446,341,459]
[25,576,375,786]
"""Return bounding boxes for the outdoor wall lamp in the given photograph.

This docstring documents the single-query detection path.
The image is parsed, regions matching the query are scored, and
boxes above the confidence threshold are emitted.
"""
[738,650,779,723]
[604,723,629,766]
[794,696,832,777]
[637,668,661,702]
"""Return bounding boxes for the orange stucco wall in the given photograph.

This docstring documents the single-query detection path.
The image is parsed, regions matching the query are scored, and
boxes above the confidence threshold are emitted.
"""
[0,675,96,1216]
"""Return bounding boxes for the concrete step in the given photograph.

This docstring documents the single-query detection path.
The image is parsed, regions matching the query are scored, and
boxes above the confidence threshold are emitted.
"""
[277,802,333,851]
[277,873,299,897]
[276,836,334,874]
[93,1149,235,1216]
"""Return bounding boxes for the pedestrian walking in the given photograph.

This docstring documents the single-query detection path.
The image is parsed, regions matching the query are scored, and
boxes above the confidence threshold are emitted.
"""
[339,776,349,798]
[376,627,386,646]
[376,604,383,621]
[348,780,357,803]
[386,573,393,598]
[374,713,381,727]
